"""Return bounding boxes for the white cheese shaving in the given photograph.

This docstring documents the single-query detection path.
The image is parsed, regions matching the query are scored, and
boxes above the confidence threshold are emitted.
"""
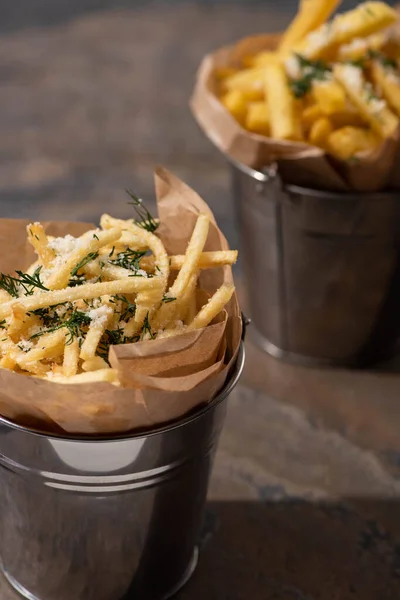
[285,55,301,79]
[86,305,111,328]
[339,64,363,93]
[304,25,330,57]
[17,339,34,352]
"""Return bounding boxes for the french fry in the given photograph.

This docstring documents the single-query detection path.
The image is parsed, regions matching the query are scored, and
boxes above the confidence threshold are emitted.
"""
[279,0,342,54]
[370,59,400,116]
[220,90,248,125]
[63,337,79,377]
[327,126,381,159]
[337,33,384,61]
[265,59,303,141]
[82,356,110,372]
[152,214,210,330]
[187,284,234,330]
[312,79,347,115]
[334,63,399,137]
[49,369,118,385]
[301,104,324,131]
[245,102,270,135]
[45,227,122,290]
[27,223,55,268]
[80,305,113,361]
[140,250,238,271]
[3,277,163,320]
[308,117,334,147]
[293,2,397,60]
[221,67,265,95]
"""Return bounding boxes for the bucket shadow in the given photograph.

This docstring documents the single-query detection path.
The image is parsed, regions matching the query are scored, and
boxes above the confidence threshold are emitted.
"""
[178,498,400,600]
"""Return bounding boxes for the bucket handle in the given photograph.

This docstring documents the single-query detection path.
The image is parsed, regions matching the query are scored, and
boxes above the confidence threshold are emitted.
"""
[241,312,251,341]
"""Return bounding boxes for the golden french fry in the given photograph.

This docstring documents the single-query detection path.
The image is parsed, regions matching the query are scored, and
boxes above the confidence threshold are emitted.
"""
[27,223,55,267]
[327,126,381,159]
[82,356,110,372]
[279,0,342,54]
[245,102,270,135]
[370,59,400,117]
[265,59,303,141]
[80,305,113,361]
[45,227,122,290]
[141,250,238,271]
[312,79,347,115]
[188,284,234,330]
[48,368,118,385]
[293,2,398,60]
[3,277,163,320]
[337,32,384,61]
[221,67,265,95]
[152,214,210,330]
[220,90,248,125]
[334,63,398,137]
[63,337,79,377]
[308,117,334,147]
[301,104,324,131]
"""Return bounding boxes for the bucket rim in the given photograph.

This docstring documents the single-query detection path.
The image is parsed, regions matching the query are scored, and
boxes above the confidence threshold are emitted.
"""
[0,343,245,442]
[227,155,396,201]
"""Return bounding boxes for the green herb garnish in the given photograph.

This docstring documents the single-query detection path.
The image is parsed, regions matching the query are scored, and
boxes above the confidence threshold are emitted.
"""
[289,54,331,98]
[71,252,99,277]
[109,248,147,275]
[30,310,92,345]
[162,295,176,303]
[126,190,159,233]
[141,313,155,340]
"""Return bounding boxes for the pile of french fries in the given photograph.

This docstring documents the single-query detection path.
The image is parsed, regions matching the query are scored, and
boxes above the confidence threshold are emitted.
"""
[217,0,400,160]
[0,203,237,385]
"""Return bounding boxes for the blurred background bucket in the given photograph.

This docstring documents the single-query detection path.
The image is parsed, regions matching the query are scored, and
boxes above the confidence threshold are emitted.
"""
[231,159,400,366]
[0,344,244,600]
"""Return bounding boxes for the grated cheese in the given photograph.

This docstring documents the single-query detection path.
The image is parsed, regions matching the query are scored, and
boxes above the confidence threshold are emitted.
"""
[18,339,34,352]
[285,55,301,79]
[339,64,364,93]
[85,305,111,328]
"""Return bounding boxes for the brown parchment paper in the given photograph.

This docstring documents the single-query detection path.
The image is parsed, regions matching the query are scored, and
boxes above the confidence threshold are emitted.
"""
[0,168,242,435]
[190,33,400,192]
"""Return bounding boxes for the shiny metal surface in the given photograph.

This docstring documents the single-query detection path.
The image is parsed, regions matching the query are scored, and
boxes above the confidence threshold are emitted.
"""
[231,159,400,366]
[0,344,244,600]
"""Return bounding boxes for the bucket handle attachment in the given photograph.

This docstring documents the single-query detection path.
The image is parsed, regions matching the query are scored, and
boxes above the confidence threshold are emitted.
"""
[241,312,251,341]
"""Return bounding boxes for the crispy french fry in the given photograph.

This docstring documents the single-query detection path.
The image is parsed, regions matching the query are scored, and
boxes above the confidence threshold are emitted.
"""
[302,104,324,131]
[334,63,398,137]
[245,102,270,135]
[337,33,384,61]
[279,0,342,54]
[3,277,163,320]
[188,284,234,330]
[63,337,79,377]
[45,227,122,290]
[82,356,110,372]
[313,79,347,115]
[265,59,303,141]
[152,214,210,329]
[308,117,334,147]
[80,305,113,361]
[220,90,248,125]
[27,223,55,267]
[370,59,400,117]
[327,125,381,159]
[48,369,118,385]
[293,2,398,60]
[140,250,238,271]
[221,67,265,95]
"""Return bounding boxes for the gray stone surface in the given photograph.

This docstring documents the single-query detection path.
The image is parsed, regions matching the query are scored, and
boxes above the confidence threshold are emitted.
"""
[1,2,400,599]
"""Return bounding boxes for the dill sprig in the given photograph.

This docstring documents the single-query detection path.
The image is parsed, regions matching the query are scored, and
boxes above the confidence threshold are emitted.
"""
[71,252,99,277]
[289,54,331,98]
[367,49,397,70]
[0,267,48,298]
[109,248,147,275]
[162,295,176,303]
[97,327,140,363]
[141,313,155,340]
[30,310,91,345]
[113,294,136,321]
[0,319,7,329]
[126,190,159,233]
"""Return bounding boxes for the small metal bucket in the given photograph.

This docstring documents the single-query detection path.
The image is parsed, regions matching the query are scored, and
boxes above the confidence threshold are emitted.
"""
[231,159,400,366]
[0,343,245,600]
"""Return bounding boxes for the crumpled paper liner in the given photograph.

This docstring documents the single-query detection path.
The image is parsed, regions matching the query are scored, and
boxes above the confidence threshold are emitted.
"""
[0,168,242,435]
[190,32,400,192]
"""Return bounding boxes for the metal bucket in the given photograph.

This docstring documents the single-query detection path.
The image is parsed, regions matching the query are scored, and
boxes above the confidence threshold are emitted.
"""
[0,343,245,600]
[231,159,400,366]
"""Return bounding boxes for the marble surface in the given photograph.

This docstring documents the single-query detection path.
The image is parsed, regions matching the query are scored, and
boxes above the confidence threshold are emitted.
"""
[1,2,400,599]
